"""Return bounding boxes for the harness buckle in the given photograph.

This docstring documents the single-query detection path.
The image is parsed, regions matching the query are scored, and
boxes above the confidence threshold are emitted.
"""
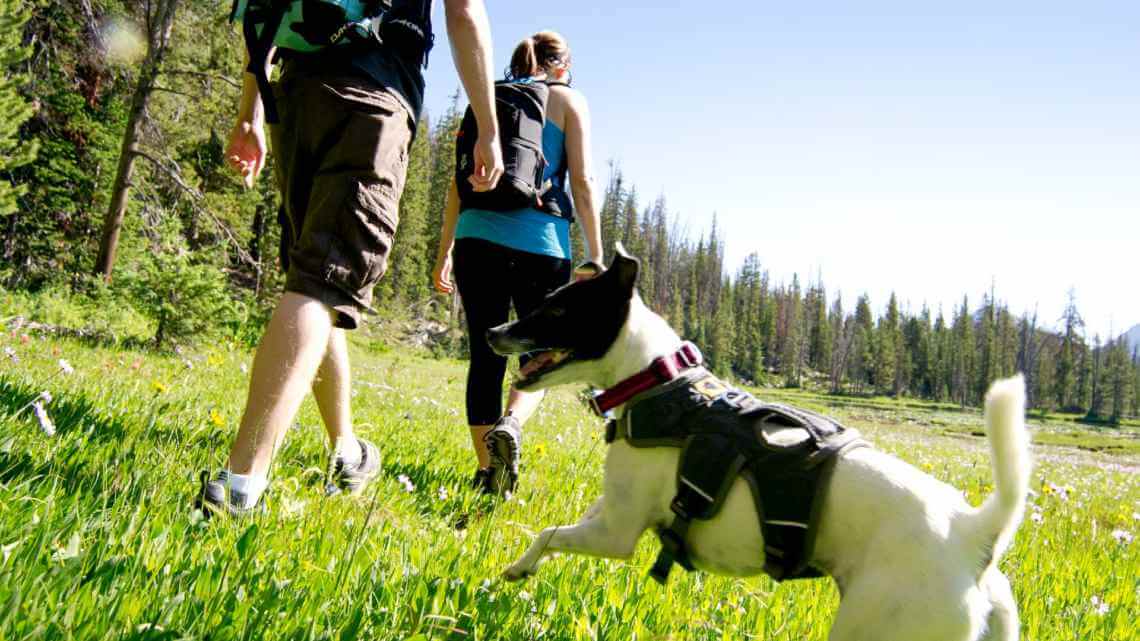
[677,342,702,369]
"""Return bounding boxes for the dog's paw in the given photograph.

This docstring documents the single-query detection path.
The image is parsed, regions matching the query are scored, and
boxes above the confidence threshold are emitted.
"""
[502,564,534,582]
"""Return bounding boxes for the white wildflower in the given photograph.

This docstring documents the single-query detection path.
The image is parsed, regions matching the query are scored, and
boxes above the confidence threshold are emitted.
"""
[437,485,449,501]
[32,401,55,436]
[4,346,17,363]
[450,577,463,589]
[518,590,532,602]
[1030,511,1043,524]
[58,359,74,375]
[396,474,414,493]
[1090,595,1110,616]
[1111,529,1133,545]
[240,362,249,374]
[555,434,564,444]
[38,391,52,404]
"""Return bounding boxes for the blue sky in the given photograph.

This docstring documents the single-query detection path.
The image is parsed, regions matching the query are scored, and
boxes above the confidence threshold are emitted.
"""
[422,1,1139,339]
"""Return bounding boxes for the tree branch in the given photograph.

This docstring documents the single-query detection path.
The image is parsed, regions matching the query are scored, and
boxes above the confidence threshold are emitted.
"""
[130,148,256,267]
[165,68,242,90]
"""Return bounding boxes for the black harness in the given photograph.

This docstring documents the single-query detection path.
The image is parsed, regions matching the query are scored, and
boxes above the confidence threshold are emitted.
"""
[604,368,868,584]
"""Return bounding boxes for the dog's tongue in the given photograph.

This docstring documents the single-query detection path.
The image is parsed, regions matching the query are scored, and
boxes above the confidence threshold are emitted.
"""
[520,351,557,377]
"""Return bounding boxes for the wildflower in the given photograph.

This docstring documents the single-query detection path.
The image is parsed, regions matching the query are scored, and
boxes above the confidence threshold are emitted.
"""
[534,443,548,457]
[39,391,52,404]
[1090,595,1110,616]
[207,354,224,367]
[20,334,29,344]
[555,434,564,445]
[183,359,194,370]
[518,590,532,602]
[1030,510,1043,525]
[32,402,56,436]
[4,346,17,363]
[58,359,74,375]
[152,380,168,394]
[131,358,143,371]
[209,409,225,428]
[437,485,449,501]
[1111,529,1133,545]
[396,474,414,493]
[240,363,249,374]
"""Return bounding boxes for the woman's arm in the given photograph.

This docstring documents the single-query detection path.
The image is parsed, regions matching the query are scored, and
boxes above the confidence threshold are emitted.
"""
[562,90,603,264]
[433,178,462,293]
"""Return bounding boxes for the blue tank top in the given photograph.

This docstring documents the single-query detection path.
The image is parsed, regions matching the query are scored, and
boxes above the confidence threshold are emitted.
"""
[456,120,572,260]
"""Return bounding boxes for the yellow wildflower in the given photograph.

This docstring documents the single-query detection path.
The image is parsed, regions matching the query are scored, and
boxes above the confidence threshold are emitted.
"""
[209,409,225,428]
[152,380,168,394]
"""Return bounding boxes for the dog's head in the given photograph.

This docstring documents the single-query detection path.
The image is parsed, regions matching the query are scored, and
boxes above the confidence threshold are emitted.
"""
[486,245,640,391]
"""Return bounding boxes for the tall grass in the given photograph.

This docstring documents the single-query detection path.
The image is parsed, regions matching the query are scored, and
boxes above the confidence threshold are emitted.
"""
[0,332,1136,640]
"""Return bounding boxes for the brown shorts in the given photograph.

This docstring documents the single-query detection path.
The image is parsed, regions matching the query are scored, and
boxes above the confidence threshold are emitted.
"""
[270,66,413,329]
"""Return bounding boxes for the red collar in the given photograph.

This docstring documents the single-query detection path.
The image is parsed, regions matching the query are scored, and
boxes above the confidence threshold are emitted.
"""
[590,342,703,416]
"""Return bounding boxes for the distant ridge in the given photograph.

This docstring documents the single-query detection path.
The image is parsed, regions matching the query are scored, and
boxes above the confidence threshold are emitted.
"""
[1123,324,1140,355]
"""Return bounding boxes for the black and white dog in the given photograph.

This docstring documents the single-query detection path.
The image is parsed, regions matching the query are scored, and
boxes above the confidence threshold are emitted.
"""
[487,247,1029,641]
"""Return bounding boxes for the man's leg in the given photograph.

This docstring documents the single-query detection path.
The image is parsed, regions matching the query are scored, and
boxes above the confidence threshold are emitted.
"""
[312,327,354,450]
[226,291,335,479]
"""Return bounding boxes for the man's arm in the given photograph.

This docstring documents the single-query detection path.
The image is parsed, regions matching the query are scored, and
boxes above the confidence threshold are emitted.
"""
[444,0,502,192]
[226,49,272,188]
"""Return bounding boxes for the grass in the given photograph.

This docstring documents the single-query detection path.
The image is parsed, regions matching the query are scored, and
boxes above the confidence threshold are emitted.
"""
[0,329,1137,640]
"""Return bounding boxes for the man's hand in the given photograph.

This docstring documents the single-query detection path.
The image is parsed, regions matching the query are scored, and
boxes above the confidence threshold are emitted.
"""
[226,118,267,189]
[433,253,455,294]
[469,131,503,192]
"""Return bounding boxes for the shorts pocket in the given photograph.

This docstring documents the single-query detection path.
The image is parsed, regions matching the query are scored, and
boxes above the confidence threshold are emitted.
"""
[319,178,399,295]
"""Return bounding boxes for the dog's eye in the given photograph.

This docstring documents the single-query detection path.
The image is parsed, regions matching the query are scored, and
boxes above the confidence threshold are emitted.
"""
[546,307,566,318]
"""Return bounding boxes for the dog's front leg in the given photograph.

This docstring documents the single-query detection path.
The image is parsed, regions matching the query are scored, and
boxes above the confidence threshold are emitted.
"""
[503,495,646,581]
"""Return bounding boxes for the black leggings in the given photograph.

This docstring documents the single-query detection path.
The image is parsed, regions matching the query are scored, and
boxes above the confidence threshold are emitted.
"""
[453,238,572,425]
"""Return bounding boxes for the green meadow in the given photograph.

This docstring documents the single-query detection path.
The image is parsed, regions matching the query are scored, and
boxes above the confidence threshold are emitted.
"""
[1,330,1137,640]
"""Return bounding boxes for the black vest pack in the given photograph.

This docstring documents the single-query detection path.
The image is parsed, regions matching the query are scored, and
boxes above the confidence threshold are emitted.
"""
[455,81,572,219]
[605,369,868,583]
[234,0,433,123]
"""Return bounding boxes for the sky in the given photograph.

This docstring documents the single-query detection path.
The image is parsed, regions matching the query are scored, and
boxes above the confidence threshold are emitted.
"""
[420,1,1139,339]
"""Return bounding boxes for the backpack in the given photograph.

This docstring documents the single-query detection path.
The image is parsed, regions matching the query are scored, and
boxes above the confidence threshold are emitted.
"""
[230,0,433,122]
[454,80,573,219]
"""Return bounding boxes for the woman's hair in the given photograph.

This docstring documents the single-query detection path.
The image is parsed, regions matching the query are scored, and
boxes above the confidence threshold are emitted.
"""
[507,31,570,81]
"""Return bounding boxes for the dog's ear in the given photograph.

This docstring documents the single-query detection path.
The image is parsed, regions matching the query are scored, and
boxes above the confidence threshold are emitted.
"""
[607,246,639,297]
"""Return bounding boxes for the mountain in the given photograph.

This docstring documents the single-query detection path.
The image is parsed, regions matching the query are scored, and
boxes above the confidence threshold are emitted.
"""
[1123,324,1140,355]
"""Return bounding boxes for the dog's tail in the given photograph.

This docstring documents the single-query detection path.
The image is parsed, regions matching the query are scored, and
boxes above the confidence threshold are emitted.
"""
[964,374,1031,566]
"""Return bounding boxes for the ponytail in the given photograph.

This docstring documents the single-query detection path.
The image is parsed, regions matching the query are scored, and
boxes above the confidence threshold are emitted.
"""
[506,31,570,81]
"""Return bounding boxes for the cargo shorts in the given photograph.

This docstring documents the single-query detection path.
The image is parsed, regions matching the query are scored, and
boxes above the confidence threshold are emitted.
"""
[270,65,413,329]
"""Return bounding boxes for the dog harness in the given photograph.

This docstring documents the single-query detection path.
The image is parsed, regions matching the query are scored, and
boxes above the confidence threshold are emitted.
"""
[595,344,869,584]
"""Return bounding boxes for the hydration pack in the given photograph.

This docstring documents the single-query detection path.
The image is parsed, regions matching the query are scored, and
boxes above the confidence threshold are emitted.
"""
[231,0,433,122]
[454,80,572,219]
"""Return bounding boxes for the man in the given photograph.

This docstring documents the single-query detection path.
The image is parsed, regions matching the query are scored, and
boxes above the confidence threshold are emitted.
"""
[196,0,503,515]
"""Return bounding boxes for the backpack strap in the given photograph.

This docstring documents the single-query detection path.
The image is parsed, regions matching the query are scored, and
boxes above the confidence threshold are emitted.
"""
[241,1,288,124]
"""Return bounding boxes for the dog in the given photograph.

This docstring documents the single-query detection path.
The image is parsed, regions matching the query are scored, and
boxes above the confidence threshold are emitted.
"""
[486,246,1030,641]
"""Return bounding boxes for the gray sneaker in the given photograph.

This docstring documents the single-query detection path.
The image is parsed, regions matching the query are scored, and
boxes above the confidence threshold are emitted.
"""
[325,437,381,496]
[194,470,264,519]
[485,415,521,497]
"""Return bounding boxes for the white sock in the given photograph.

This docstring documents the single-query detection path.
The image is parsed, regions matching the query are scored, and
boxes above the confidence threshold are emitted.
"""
[226,471,268,508]
[335,436,362,467]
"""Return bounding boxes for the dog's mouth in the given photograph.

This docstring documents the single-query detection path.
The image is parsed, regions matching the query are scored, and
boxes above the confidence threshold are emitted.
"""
[516,349,574,387]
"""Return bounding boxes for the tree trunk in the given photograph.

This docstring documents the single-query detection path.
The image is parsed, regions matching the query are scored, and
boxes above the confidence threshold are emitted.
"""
[94,0,180,280]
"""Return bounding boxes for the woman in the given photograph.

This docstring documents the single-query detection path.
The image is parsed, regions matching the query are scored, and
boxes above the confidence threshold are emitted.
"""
[433,31,603,496]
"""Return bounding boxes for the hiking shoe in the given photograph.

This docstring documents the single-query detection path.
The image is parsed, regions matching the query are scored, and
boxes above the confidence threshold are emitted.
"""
[470,467,494,495]
[326,437,381,496]
[193,470,264,519]
[485,415,521,497]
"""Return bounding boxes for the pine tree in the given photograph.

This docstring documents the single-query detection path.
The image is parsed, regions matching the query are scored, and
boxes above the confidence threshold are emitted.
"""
[951,296,975,405]
[875,292,901,395]
[1055,290,1082,410]
[379,118,432,307]
[0,0,37,217]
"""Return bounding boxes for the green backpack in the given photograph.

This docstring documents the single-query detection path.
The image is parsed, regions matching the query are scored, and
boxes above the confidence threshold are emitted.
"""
[230,0,433,121]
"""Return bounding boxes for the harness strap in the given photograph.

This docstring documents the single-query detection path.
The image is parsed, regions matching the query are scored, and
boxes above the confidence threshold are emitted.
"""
[649,474,715,584]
